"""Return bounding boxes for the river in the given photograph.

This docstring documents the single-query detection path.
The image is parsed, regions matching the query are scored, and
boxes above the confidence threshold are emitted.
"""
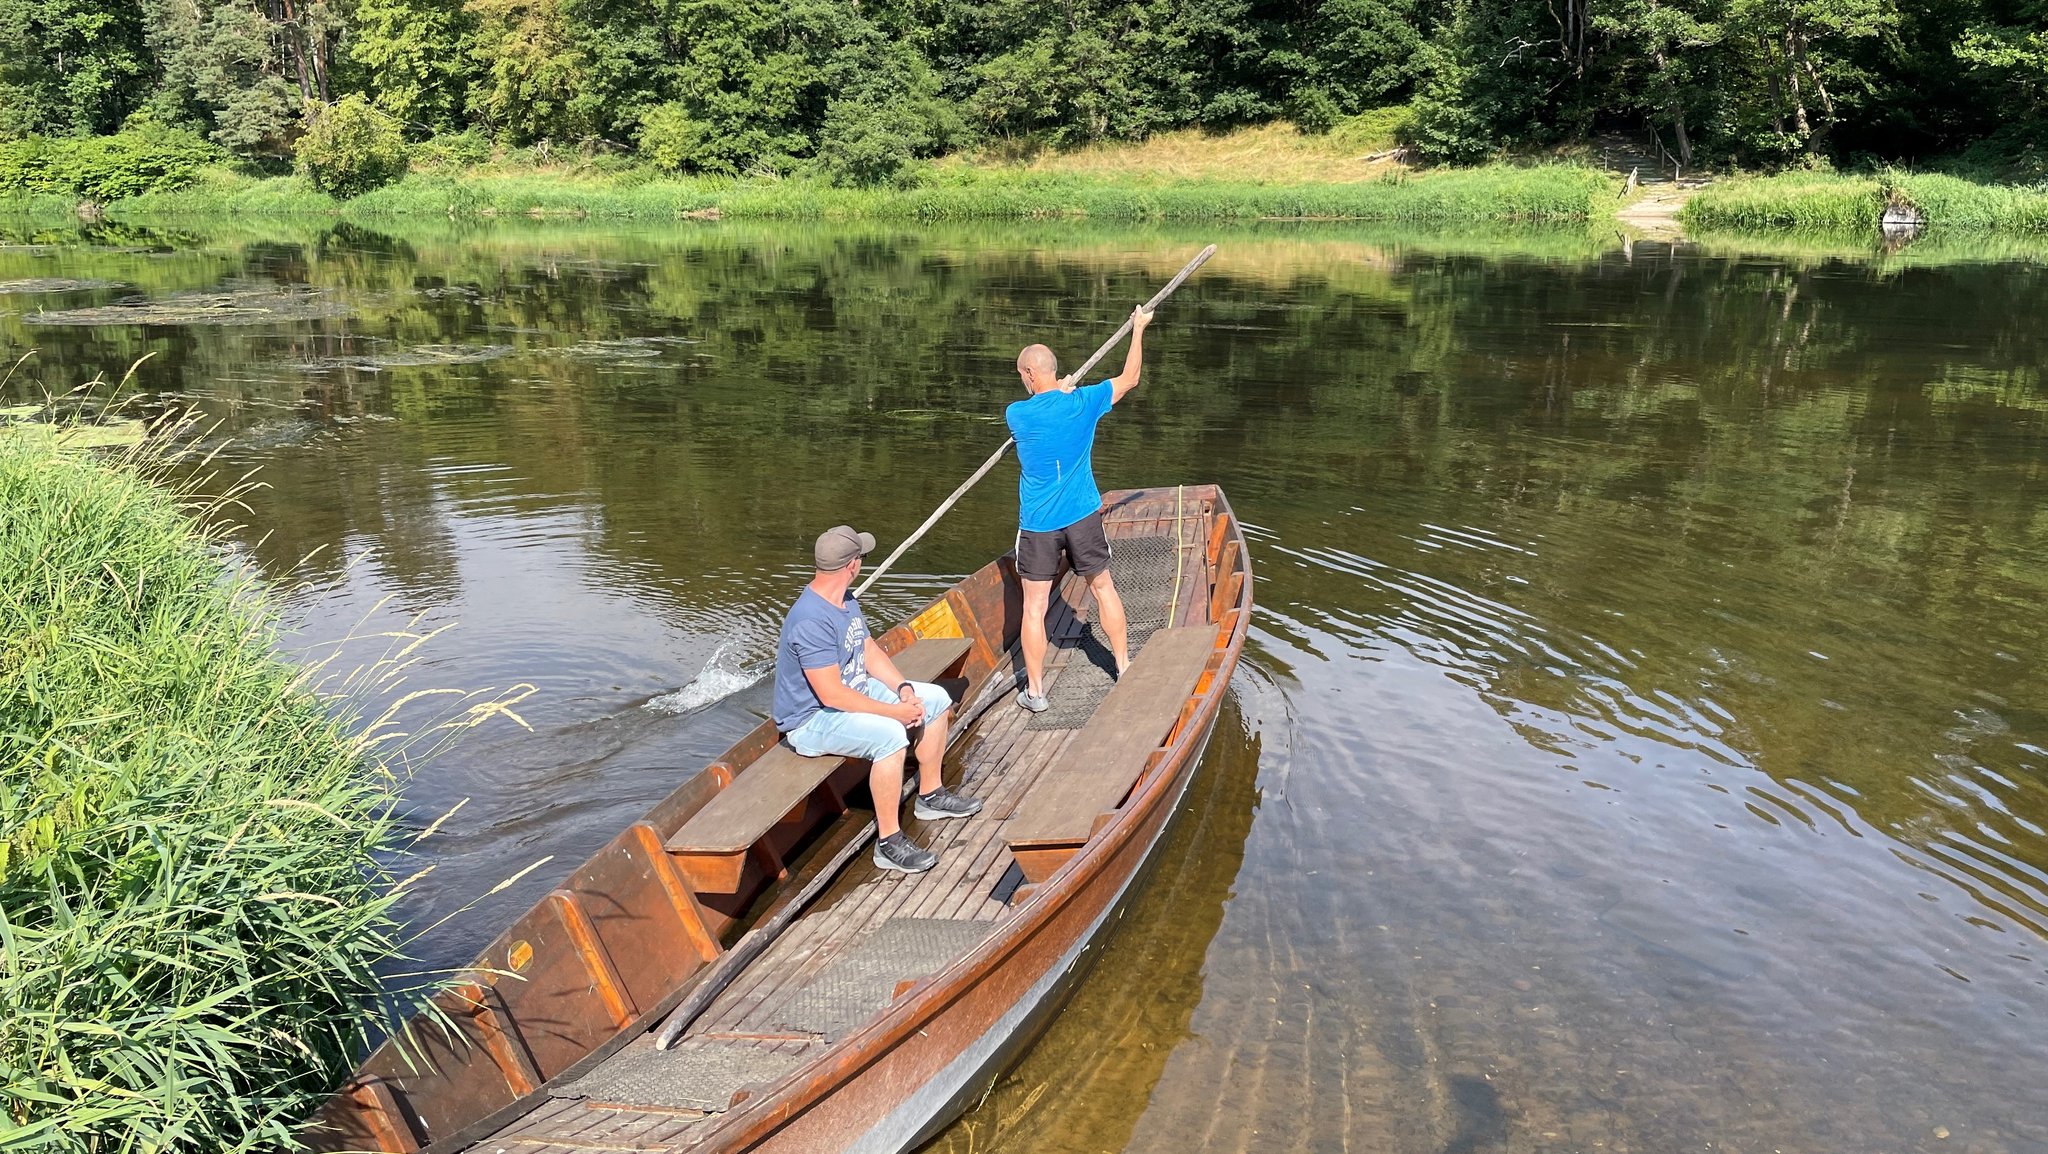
[4,217,2044,1152]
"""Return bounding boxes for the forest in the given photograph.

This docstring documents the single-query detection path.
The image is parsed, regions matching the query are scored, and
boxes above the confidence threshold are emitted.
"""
[0,0,2045,188]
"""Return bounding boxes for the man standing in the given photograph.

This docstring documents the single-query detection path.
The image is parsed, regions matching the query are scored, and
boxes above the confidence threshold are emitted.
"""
[1006,305,1153,712]
[773,525,983,874]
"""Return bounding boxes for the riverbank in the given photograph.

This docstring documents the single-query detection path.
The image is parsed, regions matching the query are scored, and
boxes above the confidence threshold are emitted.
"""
[1681,170,2048,234]
[83,161,2048,238]
[101,161,1618,224]
[0,425,407,1150]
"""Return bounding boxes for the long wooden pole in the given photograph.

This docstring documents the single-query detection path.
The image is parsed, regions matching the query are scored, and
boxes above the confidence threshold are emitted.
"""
[854,243,1216,599]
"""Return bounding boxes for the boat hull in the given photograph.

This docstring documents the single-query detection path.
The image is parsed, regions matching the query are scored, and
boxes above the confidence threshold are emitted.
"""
[306,486,1251,1154]
[847,706,1221,1154]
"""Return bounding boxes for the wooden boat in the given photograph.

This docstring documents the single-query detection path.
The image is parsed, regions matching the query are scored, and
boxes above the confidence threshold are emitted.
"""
[308,484,1253,1154]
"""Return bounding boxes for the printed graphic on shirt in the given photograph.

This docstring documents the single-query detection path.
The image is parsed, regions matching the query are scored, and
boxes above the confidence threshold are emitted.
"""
[840,612,869,685]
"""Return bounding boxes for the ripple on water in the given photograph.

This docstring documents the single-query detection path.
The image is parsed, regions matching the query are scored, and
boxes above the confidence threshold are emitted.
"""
[28,231,2046,1151]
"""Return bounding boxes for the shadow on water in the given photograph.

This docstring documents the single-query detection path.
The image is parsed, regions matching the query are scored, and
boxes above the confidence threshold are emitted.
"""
[1442,1076,1509,1154]
[922,690,1266,1154]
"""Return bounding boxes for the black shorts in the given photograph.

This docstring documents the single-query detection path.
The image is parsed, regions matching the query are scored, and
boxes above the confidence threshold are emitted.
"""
[1016,511,1112,582]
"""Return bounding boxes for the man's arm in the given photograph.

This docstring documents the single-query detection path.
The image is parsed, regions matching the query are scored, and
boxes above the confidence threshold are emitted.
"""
[804,665,922,725]
[1108,305,1153,404]
[865,638,912,693]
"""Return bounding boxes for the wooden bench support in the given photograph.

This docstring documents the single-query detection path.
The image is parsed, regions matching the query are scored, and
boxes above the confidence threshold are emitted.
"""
[630,822,723,962]
[549,890,637,1028]
[1002,627,1214,884]
[461,983,544,1096]
[665,637,973,893]
[343,1077,422,1153]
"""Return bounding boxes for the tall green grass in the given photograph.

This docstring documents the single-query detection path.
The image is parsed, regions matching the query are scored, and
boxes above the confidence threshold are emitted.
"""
[1683,170,2048,234]
[1888,172,2048,232]
[1680,173,1884,232]
[117,163,1618,224]
[0,419,510,1151]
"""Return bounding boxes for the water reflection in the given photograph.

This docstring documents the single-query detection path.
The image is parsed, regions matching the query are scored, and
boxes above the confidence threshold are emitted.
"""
[3,218,2046,1150]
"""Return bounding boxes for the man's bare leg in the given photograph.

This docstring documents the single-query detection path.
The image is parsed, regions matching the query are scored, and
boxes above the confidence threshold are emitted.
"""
[1020,577,1054,697]
[912,711,948,795]
[870,747,908,838]
[1088,571,1130,676]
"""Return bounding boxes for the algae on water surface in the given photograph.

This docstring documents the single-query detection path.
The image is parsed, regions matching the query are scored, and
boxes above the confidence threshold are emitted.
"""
[26,285,350,326]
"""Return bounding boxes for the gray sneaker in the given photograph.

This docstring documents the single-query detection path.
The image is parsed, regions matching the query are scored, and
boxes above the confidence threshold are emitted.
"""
[915,786,984,821]
[1017,689,1049,713]
[874,832,936,874]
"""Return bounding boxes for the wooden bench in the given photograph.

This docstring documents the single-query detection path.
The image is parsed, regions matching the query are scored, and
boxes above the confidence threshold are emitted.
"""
[1002,627,1213,884]
[665,636,973,893]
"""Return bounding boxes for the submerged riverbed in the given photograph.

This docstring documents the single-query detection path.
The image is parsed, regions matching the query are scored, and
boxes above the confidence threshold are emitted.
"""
[4,217,2045,1153]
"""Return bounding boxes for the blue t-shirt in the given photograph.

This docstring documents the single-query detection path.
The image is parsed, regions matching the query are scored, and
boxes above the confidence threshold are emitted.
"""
[1005,381,1115,533]
[772,589,870,732]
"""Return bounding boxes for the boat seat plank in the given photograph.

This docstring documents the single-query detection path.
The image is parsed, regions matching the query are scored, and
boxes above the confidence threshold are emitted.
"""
[665,637,973,866]
[697,661,1077,1038]
[1002,627,1213,866]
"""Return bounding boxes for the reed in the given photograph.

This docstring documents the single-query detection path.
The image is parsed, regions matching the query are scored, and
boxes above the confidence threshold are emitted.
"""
[1683,170,2048,234]
[115,164,1617,224]
[0,403,523,1152]
[1680,173,1884,232]
[1886,172,2048,232]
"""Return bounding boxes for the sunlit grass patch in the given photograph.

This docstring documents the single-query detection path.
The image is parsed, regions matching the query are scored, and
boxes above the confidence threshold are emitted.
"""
[112,159,1615,224]
[994,113,1411,185]
[1683,170,2048,234]
[1680,173,1884,232]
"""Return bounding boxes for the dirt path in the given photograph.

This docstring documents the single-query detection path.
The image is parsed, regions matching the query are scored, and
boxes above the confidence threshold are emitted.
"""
[1616,183,1697,232]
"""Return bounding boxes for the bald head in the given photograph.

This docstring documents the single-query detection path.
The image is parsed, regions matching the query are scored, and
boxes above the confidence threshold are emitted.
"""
[1016,344,1059,394]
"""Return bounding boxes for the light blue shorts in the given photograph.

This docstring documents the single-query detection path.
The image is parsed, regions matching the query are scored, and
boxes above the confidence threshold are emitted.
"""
[785,676,952,762]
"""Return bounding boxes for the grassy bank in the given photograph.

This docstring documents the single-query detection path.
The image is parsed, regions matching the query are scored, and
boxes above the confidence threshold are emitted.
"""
[1682,171,2048,234]
[0,428,406,1151]
[111,162,1618,224]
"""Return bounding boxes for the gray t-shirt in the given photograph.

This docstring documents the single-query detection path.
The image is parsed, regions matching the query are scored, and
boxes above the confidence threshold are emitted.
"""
[772,588,870,731]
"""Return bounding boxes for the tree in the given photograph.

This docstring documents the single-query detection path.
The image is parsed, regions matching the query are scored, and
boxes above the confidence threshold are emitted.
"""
[463,0,590,142]
[0,0,153,137]
[658,0,848,171]
[1726,0,1898,156]
[1955,1,2048,125]
[949,0,1277,146]
[344,0,474,133]
[1264,0,1432,119]
[1408,0,1586,161]
[816,32,962,184]
[144,0,339,156]
[1593,0,1727,167]
[296,92,409,194]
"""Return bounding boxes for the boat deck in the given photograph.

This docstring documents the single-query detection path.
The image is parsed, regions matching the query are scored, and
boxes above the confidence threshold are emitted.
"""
[481,523,1203,1153]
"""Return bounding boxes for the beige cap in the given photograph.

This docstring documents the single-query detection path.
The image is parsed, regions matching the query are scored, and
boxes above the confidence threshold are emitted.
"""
[814,525,876,570]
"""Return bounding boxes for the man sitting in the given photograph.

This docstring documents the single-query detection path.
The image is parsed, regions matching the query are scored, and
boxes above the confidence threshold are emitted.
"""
[772,524,983,874]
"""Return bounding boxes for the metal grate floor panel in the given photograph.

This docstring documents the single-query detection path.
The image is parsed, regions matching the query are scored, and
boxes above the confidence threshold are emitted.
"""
[766,918,990,1041]
[553,1038,810,1113]
[1026,535,1185,731]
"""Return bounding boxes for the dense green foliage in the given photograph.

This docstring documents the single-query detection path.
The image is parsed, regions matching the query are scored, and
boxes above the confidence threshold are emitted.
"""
[0,0,2043,188]
[0,122,221,200]
[296,93,408,196]
[0,431,407,1151]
